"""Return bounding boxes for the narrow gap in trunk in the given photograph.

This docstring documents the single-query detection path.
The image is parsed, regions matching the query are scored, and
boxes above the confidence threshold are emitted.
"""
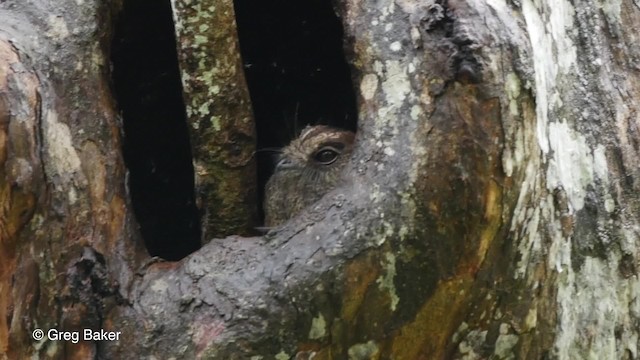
[111,0,201,260]
[233,0,358,222]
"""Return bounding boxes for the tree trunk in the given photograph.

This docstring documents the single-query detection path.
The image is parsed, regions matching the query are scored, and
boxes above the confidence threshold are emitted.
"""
[2,0,640,359]
[0,2,145,358]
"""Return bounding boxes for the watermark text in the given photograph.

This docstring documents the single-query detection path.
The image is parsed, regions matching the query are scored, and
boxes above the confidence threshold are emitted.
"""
[32,328,121,344]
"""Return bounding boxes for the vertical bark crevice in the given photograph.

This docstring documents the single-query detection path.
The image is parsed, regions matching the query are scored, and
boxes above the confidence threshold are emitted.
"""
[111,0,201,260]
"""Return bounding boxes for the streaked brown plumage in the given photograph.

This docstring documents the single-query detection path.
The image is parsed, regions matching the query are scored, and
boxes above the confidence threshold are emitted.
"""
[263,125,355,227]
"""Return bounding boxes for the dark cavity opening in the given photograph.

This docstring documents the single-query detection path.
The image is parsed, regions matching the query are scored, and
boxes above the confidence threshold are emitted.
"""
[233,0,358,220]
[111,0,201,260]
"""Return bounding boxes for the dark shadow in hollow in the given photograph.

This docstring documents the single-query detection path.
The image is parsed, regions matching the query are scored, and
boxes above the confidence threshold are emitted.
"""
[111,0,201,260]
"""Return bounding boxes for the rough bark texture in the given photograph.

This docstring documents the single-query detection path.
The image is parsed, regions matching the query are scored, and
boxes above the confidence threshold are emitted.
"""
[0,1,145,358]
[1,0,640,359]
[0,38,41,356]
[171,0,257,241]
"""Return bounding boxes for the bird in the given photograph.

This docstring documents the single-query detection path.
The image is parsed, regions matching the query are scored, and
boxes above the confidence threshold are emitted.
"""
[263,125,355,227]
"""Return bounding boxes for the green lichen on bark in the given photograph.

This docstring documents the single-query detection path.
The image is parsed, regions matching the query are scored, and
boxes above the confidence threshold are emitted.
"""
[170,0,257,240]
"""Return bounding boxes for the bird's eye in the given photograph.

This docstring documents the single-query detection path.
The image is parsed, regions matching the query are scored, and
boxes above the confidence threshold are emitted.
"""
[313,147,340,165]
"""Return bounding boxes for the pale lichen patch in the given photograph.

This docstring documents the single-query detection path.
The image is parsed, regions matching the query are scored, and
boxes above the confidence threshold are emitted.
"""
[514,198,543,279]
[68,187,78,205]
[369,185,383,203]
[348,340,379,360]
[494,323,518,359]
[502,126,525,178]
[604,196,615,213]
[377,253,399,311]
[181,71,192,83]
[308,313,326,340]
[524,306,537,330]
[211,116,221,131]
[151,279,169,293]
[376,0,395,22]
[360,74,379,101]
[451,322,469,344]
[381,60,410,111]
[554,255,638,359]
[43,111,82,183]
[197,102,210,117]
[546,120,593,211]
[522,0,578,155]
[373,60,384,73]
[458,329,487,359]
[600,0,622,32]
[509,159,541,233]
[410,105,421,121]
[46,15,70,39]
[592,145,608,184]
[505,72,521,117]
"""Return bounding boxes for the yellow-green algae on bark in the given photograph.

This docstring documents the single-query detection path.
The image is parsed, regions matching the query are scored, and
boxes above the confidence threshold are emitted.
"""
[170,0,257,240]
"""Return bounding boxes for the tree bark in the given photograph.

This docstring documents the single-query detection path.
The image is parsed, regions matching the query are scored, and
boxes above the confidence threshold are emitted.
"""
[2,0,640,359]
[0,2,145,358]
[171,0,257,240]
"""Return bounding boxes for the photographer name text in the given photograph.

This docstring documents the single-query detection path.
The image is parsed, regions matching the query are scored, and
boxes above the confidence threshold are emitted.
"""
[32,328,121,343]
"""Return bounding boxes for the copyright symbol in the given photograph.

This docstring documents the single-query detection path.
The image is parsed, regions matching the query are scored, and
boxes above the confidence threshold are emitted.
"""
[32,329,44,341]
